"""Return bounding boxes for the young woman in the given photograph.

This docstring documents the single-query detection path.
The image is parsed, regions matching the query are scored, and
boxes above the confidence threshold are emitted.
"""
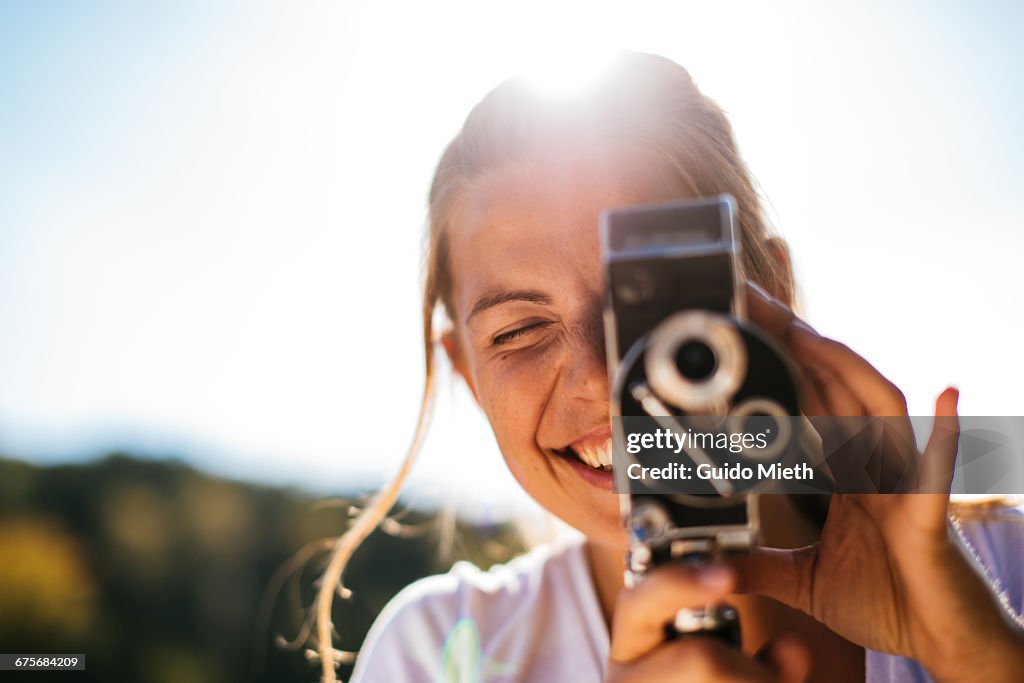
[333,51,1024,683]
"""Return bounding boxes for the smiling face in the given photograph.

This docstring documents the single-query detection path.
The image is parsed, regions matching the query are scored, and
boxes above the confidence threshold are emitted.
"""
[444,151,688,548]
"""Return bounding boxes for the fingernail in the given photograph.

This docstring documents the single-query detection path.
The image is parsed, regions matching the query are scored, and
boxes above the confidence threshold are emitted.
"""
[697,566,733,589]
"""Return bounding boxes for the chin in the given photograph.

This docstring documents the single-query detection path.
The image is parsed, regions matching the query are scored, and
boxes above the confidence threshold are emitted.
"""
[555,493,628,551]
[502,450,628,549]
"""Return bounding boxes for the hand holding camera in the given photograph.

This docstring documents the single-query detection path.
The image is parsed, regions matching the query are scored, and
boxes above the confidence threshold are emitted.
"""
[601,196,1024,681]
[606,563,811,683]
[734,284,1024,683]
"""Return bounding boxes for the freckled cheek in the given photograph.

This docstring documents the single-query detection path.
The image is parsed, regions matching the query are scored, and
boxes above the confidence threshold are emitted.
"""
[476,354,561,459]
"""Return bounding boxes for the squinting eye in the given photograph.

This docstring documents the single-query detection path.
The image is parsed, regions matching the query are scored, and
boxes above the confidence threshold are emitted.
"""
[491,321,552,347]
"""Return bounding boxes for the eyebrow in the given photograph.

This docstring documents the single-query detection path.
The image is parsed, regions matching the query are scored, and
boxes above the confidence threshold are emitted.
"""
[467,289,553,323]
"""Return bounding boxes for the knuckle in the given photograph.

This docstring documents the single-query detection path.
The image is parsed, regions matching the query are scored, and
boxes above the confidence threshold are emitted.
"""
[825,336,851,354]
[886,382,908,410]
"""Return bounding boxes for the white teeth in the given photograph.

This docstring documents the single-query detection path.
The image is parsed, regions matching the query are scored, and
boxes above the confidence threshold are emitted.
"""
[574,438,613,470]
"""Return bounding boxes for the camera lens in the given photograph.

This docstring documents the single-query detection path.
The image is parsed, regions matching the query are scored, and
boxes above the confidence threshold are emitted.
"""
[675,340,717,381]
[645,311,746,412]
[726,399,791,462]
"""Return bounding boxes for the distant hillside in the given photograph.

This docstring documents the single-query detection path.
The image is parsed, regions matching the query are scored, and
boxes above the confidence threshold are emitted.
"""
[0,454,524,682]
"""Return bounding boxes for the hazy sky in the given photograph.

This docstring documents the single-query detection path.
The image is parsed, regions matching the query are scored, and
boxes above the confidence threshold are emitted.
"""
[1,0,1022,516]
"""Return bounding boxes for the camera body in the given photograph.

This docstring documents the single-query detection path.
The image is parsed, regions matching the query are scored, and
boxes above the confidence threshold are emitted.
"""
[601,195,803,641]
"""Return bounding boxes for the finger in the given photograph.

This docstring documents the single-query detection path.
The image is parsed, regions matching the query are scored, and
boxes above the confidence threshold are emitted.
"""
[757,634,812,683]
[744,281,806,345]
[614,636,779,683]
[729,547,817,617]
[793,364,829,417]
[922,386,960,487]
[788,329,908,416]
[790,348,865,421]
[805,364,864,417]
[744,283,860,418]
[610,564,736,662]
[907,387,960,526]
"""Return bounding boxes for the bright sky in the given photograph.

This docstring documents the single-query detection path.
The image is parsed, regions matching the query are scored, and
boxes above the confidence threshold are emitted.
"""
[1,0,1022,517]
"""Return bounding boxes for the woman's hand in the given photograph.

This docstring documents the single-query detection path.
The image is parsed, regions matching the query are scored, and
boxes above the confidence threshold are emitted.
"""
[606,563,811,682]
[736,282,1024,683]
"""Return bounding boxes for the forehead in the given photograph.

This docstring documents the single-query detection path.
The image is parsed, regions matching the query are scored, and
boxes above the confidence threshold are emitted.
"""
[448,152,684,319]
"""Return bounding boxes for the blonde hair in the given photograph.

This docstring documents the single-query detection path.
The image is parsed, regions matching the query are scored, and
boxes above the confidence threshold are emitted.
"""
[311,50,794,682]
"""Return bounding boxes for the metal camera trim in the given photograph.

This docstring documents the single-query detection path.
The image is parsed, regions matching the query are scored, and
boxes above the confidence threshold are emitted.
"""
[726,397,793,463]
[610,337,755,511]
[645,311,747,413]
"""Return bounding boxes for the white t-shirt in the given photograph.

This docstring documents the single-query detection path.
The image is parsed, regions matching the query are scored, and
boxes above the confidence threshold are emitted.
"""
[350,508,1024,683]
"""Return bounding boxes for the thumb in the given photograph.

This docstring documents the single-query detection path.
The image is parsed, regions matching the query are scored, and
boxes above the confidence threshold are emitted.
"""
[920,387,960,490]
[757,633,812,683]
[906,387,960,532]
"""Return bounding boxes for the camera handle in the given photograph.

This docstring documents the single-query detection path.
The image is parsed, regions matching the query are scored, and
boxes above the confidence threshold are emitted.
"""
[626,545,745,649]
[667,603,741,647]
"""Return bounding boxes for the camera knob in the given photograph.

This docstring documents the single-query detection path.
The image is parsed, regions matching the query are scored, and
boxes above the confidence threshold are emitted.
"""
[629,501,671,541]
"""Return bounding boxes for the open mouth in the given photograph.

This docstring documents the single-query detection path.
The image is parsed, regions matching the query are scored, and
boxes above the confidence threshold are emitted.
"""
[555,439,614,473]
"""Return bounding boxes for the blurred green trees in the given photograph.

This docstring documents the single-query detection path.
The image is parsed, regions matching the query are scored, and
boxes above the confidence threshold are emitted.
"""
[0,455,524,682]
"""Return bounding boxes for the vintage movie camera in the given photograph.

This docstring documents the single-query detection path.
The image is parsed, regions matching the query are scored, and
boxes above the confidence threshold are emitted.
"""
[601,195,805,644]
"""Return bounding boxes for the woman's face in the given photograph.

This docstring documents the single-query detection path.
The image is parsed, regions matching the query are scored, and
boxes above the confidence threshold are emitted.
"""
[445,152,686,548]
